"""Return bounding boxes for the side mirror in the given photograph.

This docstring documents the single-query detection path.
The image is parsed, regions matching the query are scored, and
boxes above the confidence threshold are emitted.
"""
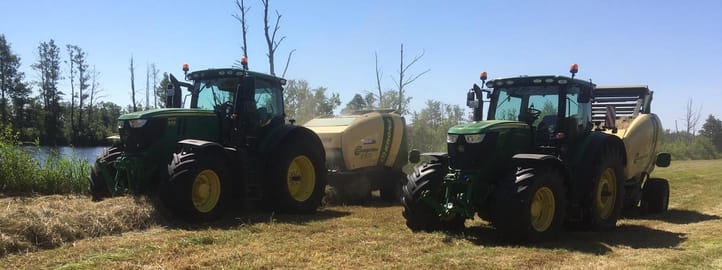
[655,153,671,167]
[409,149,421,164]
[166,84,174,97]
[467,91,477,108]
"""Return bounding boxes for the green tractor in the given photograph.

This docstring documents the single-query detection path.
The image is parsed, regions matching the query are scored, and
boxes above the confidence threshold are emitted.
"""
[90,62,327,222]
[402,65,671,241]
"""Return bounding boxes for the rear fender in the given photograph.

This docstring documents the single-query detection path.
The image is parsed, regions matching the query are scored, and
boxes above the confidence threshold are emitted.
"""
[570,132,627,203]
[176,139,235,158]
[512,153,570,184]
[257,124,326,163]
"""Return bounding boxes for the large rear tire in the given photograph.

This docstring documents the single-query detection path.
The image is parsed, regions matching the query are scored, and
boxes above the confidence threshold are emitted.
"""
[582,148,625,231]
[266,136,327,213]
[492,166,566,242]
[165,151,229,223]
[641,178,669,214]
[89,147,122,201]
[402,161,464,231]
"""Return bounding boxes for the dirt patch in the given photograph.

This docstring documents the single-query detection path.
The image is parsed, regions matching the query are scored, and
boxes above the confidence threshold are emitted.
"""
[0,195,156,257]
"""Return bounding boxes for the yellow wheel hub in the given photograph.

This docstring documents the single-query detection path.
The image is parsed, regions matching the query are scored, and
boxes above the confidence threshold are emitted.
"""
[596,168,617,219]
[530,187,555,232]
[192,169,221,213]
[287,155,316,202]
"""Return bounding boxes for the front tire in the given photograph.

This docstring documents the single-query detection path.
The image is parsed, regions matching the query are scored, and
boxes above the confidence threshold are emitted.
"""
[492,167,566,242]
[402,161,464,231]
[164,150,229,223]
[89,147,122,201]
[641,178,669,214]
[266,137,326,213]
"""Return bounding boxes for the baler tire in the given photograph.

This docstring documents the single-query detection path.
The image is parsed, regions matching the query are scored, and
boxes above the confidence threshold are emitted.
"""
[165,151,229,223]
[89,147,122,201]
[380,171,403,203]
[641,178,669,215]
[266,136,327,214]
[583,147,625,231]
[492,167,566,242]
[402,161,464,231]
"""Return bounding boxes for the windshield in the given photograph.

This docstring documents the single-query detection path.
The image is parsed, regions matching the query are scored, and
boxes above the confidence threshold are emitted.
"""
[493,86,560,125]
[195,77,239,110]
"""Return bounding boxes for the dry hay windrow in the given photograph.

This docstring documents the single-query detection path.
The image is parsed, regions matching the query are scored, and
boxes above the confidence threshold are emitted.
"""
[0,195,156,257]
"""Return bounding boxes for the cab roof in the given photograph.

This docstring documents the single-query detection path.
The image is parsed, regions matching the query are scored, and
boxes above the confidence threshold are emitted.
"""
[187,68,285,84]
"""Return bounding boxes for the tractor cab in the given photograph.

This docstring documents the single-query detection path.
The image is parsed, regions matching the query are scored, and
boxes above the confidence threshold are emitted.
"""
[466,65,595,152]
[179,64,287,147]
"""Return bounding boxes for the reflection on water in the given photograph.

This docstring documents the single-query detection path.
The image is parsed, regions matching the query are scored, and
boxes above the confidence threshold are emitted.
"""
[22,146,107,164]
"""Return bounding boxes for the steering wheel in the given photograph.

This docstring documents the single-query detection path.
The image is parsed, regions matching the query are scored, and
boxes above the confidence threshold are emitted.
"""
[214,101,234,119]
[528,107,542,119]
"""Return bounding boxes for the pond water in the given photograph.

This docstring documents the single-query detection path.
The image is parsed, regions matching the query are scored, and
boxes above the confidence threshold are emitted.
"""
[22,146,107,164]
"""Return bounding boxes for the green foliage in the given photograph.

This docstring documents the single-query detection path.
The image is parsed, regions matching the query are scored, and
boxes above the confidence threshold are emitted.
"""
[699,114,722,152]
[283,79,341,124]
[341,94,368,114]
[659,131,721,160]
[0,125,90,195]
[408,100,466,152]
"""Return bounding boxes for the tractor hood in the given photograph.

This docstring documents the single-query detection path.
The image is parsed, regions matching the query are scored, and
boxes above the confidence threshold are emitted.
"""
[118,108,215,120]
[448,120,528,134]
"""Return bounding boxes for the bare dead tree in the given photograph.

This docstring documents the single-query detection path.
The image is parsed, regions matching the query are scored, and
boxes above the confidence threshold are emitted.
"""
[145,63,150,110]
[233,0,251,60]
[262,0,286,76]
[685,98,703,135]
[88,65,104,125]
[150,63,159,108]
[391,43,430,114]
[66,45,77,136]
[375,51,383,106]
[129,56,137,112]
[281,49,296,78]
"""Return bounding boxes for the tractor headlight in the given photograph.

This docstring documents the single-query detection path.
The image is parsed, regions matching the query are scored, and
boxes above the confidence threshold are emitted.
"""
[446,134,459,143]
[117,121,125,129]
[128,119,148,128]
[464,134,486,144]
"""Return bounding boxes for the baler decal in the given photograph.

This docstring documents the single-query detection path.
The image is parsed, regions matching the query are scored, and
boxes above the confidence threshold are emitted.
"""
[378,115,394,165]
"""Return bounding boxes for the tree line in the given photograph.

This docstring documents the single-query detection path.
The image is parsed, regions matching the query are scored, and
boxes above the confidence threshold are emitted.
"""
[0,34,169,146]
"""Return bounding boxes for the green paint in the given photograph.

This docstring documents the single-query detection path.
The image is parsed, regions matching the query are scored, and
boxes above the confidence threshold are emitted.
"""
[378,114,395,166]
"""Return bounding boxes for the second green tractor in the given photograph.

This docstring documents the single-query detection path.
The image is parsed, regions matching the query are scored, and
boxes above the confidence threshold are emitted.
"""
[402,65,671,241]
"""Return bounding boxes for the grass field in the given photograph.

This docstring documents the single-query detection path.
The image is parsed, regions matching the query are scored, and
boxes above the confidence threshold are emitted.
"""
[1,159,721,269]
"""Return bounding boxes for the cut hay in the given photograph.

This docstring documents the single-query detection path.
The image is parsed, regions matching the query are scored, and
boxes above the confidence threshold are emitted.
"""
[0,195,156,257]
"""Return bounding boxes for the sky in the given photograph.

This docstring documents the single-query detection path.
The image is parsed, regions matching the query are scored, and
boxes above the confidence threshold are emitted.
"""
[1,0,721,131]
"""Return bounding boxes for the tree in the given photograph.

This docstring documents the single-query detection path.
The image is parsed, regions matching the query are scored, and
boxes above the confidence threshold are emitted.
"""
[262,0,295,76]
[283,79,340,124]
[129,55,137,112]
[700,114,722,152]
[364,92,376,109]
[374,52,383,105]
[68,45,89,139]
[233,0,251,61]
[378,89,411,112]
[391,43,429,115]
[32,39,63,145]
[408,100,465,152]
[155,72,170,108]
[87,65,104,140]
[341,94,368,114]
[150,63,159,108]
[684,98,702,135]
[0,34,27,128]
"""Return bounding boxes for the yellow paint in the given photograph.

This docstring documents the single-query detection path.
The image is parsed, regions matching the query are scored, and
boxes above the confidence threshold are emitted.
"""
[604,113,662,180]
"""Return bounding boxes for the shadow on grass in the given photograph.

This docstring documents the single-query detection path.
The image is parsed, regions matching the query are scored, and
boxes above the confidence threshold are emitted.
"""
[452,223,686,255]
[630,208,721,224]
[146,197,352,231]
